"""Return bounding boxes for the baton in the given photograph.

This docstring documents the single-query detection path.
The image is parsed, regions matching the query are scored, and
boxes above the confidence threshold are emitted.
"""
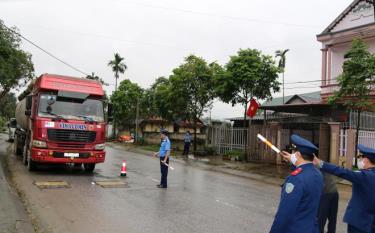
[162,161,175,170]
[257,134,281,154]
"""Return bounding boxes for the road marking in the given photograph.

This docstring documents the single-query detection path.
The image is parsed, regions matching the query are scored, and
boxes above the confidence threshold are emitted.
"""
[151,179,159,183]
[215,199,240,209]
[34,181,70,189]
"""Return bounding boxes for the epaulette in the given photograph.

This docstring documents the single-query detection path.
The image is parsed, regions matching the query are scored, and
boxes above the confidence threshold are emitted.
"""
[291,167,303,176]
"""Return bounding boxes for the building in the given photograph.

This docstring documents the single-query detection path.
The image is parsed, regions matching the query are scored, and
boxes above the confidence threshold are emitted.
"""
[317,0,375,102]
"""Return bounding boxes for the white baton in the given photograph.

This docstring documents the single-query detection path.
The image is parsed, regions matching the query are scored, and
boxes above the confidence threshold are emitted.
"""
[257,134,281,154]
[162,161,174,170]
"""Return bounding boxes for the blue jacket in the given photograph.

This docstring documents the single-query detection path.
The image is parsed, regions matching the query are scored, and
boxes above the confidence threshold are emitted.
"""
[270,163,323,233]
[320,162,375,233]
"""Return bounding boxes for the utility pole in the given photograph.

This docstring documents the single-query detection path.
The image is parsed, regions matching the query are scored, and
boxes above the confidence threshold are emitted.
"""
[135,97,139,143]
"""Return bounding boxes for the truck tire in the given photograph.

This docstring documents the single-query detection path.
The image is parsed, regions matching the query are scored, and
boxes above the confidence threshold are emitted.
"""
[22,142,28,166]
[84,164,95,173]
[27,155,37,171]
[14,136,22,155]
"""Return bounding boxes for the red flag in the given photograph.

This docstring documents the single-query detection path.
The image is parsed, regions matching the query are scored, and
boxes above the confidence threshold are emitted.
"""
[247,98,259,118]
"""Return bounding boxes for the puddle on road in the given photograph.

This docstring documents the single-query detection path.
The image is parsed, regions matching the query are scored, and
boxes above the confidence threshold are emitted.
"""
[34,181,70,189]
[94,180,129,188]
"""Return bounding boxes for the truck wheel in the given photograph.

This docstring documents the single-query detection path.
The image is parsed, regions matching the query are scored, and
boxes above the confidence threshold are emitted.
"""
[84,164,95,173]
[22,143,28,166]
[27,155,37,171]
[13,136,22,155]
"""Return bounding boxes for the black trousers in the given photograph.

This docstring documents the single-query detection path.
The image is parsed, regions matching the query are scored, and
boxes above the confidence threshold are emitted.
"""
[160,157,169,187]
[318,192,339,233]
[183,142,190,155]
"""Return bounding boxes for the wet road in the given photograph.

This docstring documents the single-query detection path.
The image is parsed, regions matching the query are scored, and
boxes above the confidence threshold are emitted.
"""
[0,135,348,233]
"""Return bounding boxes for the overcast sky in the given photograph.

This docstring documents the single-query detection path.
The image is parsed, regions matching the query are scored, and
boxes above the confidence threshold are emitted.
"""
[0,0,353,119]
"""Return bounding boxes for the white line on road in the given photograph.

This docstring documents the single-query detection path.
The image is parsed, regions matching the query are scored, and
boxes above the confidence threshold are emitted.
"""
[215,199,240,209]
[151,179,159,183]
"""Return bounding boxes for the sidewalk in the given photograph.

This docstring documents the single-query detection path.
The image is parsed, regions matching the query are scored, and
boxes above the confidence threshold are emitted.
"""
[110,142,353,196]
[0,135,35,233]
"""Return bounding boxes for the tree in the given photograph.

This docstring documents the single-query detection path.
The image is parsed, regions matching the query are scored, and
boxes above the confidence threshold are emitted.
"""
[328,38,375,168]
[108,53,127,91]
[110,79,144,131]
[108,53,127,136]
[215,49,280,158]
[168,55,220,152]
[0,20,34,100]
[85,72,108,86]
[275,49,289,104]
[0,92,16,119]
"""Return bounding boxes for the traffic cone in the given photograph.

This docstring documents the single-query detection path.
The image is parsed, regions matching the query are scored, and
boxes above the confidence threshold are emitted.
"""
[120,160,127,177]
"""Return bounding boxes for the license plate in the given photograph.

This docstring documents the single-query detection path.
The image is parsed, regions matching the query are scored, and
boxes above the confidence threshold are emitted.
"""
[64,153,79,158]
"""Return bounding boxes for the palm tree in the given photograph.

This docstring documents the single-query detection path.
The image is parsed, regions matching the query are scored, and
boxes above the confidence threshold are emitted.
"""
[275,49,289,104]
[108,53,127,91]
[108,53,127,137]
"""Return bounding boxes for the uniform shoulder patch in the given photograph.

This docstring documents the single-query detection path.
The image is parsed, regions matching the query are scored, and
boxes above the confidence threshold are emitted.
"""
[291,167,303,176]
[285,183,295,194]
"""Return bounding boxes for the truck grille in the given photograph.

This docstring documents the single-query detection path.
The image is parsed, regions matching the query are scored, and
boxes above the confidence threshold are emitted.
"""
[47,129,96,143]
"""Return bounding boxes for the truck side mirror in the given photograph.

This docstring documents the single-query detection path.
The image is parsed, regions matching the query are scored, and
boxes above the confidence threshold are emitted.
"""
[25,95,32,116]
[107,103,113,122]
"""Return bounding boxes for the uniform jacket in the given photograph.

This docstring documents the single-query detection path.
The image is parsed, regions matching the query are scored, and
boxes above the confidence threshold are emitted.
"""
[320,162,375,233]
[270,163,323,233]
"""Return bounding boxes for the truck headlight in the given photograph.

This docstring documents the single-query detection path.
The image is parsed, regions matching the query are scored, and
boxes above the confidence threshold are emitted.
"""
[94,143,105,150]
[32,140,47,148]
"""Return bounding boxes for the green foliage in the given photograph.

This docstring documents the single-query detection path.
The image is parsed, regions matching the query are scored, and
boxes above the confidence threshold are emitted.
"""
[85,72,108,86]
[0,92,16,119]
[224,150,246,161]
[108,53,127,89]
[328,39,375,111]
[0,20,34,100]
[169,55,220,120]
[110,79,144,129]
[0,116,5,130]
[215,49,280,108]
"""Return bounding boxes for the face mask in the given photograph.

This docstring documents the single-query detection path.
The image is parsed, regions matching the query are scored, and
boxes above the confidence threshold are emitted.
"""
[291,153,298,165]
[358,159,365,170]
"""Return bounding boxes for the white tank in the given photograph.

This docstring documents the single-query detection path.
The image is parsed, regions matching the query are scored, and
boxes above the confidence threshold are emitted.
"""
[15,98,28,130]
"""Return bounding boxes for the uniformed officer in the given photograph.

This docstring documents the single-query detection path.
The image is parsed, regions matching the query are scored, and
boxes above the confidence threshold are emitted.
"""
[313,144,375,233]
[270,134,323,233]
[153,129,171,189]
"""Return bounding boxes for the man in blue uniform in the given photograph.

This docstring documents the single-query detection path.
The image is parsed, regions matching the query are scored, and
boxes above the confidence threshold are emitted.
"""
[270,134,323,233]
[153,129,171,189]
[182,131,192,156]
[313,144,375,233]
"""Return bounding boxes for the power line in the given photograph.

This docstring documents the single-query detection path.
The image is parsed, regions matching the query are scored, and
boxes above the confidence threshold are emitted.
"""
[2,22,89,76]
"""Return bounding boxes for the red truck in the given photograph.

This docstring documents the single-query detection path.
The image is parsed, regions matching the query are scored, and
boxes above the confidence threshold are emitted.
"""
[14,74,110,172]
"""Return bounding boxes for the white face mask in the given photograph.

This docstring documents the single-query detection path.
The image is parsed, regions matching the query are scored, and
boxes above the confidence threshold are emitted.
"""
[358,159,365,170]
[291,153,298,166]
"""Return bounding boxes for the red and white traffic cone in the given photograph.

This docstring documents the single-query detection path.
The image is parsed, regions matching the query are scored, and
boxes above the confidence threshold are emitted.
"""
[120,160,127,177]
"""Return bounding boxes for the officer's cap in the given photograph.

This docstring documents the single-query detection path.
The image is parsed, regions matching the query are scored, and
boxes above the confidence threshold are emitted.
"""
[160,129,169,135]
[358,144,375,160]
[290,134,318,156]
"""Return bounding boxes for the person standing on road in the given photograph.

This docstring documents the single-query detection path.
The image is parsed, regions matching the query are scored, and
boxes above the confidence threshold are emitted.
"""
[269,134,323,233]
[182,131,192,156]
[318,171,339,233]
[153,129,171,189]
[313,144,375,233]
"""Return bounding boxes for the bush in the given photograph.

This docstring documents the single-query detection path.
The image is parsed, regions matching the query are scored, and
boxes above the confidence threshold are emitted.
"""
[224,150,246,161]
[0,116,5,131]
[204,146,215,155]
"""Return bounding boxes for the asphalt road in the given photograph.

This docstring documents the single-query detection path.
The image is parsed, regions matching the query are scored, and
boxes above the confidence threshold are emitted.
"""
[0,134,349,233]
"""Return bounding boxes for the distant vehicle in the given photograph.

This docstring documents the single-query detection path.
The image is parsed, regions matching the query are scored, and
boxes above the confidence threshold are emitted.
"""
[7,118,17,142]
[14,74,112,172]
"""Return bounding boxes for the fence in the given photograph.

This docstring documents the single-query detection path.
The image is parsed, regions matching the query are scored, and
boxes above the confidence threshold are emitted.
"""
[209,126,246,155]
[343,111,375,130]
[339,129,375,157]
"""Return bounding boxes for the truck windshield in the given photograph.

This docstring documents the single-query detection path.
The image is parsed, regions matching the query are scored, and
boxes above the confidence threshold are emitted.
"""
[38,94,104,122]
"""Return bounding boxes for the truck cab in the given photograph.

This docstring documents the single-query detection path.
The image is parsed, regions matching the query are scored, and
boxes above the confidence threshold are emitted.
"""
[14,74,108,172]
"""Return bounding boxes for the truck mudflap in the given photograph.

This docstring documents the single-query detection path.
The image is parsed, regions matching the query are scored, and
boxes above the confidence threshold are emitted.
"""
[30,148,105,163]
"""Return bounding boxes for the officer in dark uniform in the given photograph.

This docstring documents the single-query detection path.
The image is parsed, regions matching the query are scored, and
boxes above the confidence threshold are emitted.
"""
[314,144,375,233]
[270,134,323,233]
[153,129,171,189]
